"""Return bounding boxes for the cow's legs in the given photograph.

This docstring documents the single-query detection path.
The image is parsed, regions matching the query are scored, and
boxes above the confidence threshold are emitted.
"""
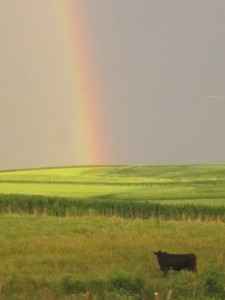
[161,267,168,276]
[187,265,197,273]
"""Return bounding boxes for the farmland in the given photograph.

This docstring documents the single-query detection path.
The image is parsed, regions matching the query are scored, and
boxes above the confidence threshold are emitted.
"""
[0,165,225,299]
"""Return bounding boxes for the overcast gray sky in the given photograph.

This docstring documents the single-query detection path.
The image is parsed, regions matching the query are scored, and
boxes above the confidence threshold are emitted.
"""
[1,0,225,170]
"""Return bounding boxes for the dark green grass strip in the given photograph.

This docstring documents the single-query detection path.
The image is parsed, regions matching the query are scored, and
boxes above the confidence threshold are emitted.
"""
[0,194,225,221]
[1,179,225,186]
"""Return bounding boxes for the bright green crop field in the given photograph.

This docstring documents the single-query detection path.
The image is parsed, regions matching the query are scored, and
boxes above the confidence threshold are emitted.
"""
[0,165,225,299]
[0,164,225,204]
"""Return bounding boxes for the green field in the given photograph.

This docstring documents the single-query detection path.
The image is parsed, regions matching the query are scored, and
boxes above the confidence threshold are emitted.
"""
[0,165,225,299]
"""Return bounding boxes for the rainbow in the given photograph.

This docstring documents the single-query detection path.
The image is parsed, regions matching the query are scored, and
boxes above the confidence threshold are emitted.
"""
[58,1,106,165]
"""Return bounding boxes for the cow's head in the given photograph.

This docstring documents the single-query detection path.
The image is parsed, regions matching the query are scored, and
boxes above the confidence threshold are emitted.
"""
[154,251,167,256]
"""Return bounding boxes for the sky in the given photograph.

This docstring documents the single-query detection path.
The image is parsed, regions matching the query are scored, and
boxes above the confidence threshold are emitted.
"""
[1,0,225,170]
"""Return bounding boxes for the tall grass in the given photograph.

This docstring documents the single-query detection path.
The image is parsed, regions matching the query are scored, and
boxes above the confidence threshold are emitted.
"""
[0,215,225,299]
[0,193,225,221]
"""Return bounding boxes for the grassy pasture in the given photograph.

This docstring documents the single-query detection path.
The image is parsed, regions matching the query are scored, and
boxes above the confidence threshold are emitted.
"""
[0,165,225,298]
[0,215,225,299]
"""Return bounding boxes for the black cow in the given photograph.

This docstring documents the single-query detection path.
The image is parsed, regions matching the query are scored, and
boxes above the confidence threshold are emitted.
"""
[154,251,197,276]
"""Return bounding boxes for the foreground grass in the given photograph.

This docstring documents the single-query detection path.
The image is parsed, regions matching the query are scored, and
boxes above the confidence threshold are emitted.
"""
[0,215,225,299]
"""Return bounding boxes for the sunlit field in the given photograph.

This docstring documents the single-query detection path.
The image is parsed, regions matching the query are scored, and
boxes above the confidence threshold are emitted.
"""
[0,165,225,299]
[0,165,225,204]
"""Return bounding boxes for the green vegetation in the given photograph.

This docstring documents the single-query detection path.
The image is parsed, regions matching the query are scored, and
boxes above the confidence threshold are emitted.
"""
[0,215,225,299]
[0,165,225,298]
[0,194,225,221]
[0,165,225,221]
